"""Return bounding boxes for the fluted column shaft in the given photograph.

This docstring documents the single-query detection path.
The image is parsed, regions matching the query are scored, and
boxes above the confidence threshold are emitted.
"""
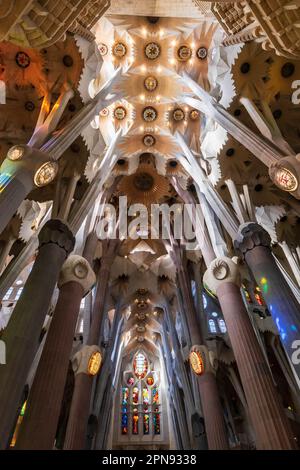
[0,219,74,449]
[177,265,229,449]
[15,282,84,449]
[198,372,229,450]
[63,263,111,449]
[217,281,295,449]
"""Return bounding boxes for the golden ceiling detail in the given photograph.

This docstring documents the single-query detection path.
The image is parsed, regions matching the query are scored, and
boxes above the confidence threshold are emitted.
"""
[143,135,156,147]
[142,106,158,122]
[112,42,127,58]
[177,45,193,62]
[144,42,161,60]
[144,76,158,92]
[118,160,171,207]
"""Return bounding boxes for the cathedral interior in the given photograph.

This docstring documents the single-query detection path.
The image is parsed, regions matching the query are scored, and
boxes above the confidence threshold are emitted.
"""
[1,0,300,451]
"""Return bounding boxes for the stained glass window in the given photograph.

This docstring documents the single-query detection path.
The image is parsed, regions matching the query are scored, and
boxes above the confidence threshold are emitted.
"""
[143,387,149,405]
[143,413,150,434]
[254,287,264,306]
[121,411,128,434]
[3,287,13,301]
[15,287,23,300]
[132,410,139,434]
[122,387,129,405]
[152,387,159,405]
[208,319,217,333]
[146,376,154,386]
[242,284,252,303]
[132,386,139,405]
[120,351,162,437]
[133,352,148,379]
[218,319,227,333]
[10,401,27,447]
[153,407,160,435]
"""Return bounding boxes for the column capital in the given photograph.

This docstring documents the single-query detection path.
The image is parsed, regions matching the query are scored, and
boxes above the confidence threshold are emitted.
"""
[38,219,75,257]
[72,345,102,376]
[203,256,240,296]
[234,222,271,258]
[58,255,96,295]
[189,344,218,376]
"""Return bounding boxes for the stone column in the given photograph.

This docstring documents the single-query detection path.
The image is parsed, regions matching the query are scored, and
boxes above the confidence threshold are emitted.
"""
[15,255,95,450]
[204,256,295,449]
[0,219,74,449]
[64,246,117,449]
[198,366,228,449]
[235,222,300,382]
[175,262,228,449]
[63,346,102,450]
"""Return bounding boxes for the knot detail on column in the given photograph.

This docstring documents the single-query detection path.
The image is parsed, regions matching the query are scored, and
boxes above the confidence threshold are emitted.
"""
[234,222,271,258]
[203,256,240,297]
[58,255,96,295]
[38,219,75,256]
[189,344,218,376]
[72,345,102,376]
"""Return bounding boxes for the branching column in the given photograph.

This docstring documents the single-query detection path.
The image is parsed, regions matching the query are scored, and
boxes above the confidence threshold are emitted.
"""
[204,256,295,449]
[0,219,75,449]
[15,255,95,449]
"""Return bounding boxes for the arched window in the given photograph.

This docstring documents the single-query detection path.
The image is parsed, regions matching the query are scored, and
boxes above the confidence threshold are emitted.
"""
[202,293,208,309]
[218,319,227,333]
[133,352,148,379]
[242,283,252,303]
[3,287,13,301]
[254,286,265,306]
[15,288,23,301]
[120,352,161,437]
[208,319,217,333]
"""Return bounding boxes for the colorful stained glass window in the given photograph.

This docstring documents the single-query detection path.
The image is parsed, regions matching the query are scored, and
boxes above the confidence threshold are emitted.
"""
[254,287,264,306]
[153,408,160,435]
[10,401,27,447]
[146,376,154,386]
[143,387,149,405]
[143,413,150,434]
[132,386,139,405]
[132,411,139,434]
[127,376,134,385]
[152,387,159,405]
[133,352,148,379]
[121,412,128,434]
[242,284,252,303]
[122,387,129,405]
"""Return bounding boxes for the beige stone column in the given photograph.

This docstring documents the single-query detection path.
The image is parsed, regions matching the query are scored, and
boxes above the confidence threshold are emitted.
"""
[204,256,296,449]
[0,219,75,449]
[15,255,95,449]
